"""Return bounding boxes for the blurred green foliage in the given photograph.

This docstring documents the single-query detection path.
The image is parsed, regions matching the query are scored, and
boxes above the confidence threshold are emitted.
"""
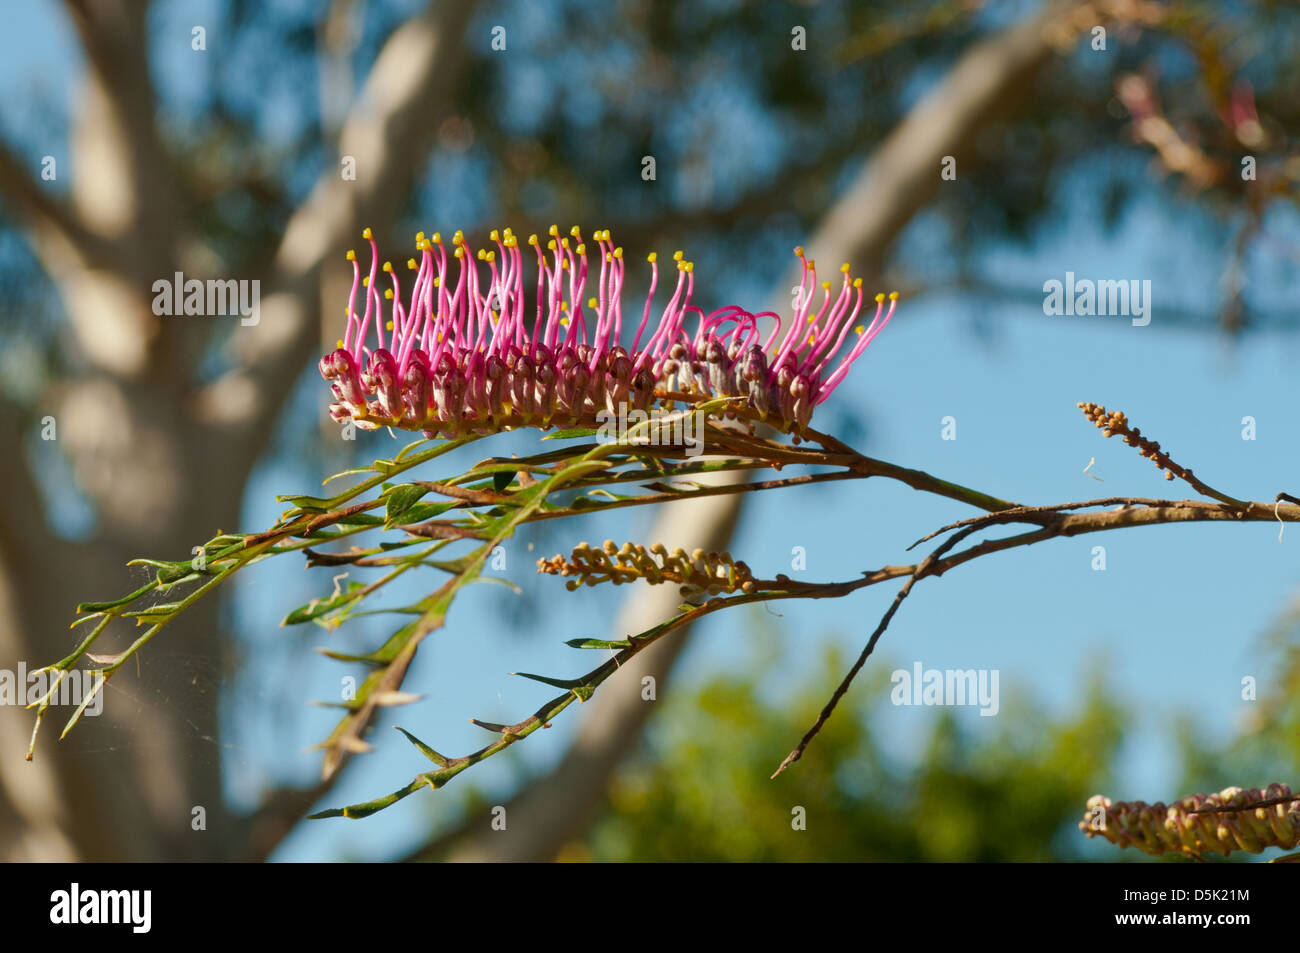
[573,646,1128,861]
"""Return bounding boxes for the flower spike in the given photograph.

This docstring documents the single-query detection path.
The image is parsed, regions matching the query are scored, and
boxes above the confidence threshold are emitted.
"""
[320,230,897,436]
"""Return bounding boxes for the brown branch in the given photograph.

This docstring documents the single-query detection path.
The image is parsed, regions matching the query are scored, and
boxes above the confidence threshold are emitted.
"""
[772,494,1300,776]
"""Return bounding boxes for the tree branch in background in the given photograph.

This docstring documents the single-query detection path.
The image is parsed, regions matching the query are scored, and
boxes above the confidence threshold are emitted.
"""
[408,0,1096,863]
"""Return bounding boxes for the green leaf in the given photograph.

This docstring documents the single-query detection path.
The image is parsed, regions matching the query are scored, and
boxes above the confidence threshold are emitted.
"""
[394,436,433,462]
[384,483,429,525]
[275,493,333,511]
[492,470,515,493]
[395,726,449,766]
[314,648,385,664]
[334,513,385,528]
[542,427,600,440]
[510,671,583,690]
[76,582,157,614]
[281,581,367,626]
[565,638,632,650]
[122,601,184,622]
[321,466,377,486]
[393,501,457,524]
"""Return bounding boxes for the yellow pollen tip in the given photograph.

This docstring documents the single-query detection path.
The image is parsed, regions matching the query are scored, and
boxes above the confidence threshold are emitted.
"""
[647,252,657,263]
[807,260,815,270]
[489,229,500,241]
[889,291,899,301]
[345,249,356,261]
[432,233,442,244]
[570,226,581,238]
[416,231,425,243]
[614,247,623,258]
[549,225,559,236]
[588,298,598,309]
[672,250,684,261]
[875,293,886,303]
[821,281,831,290]
[561,301,568,310]
[807,315,815,324]
[528,234,539,245]
[547,239,556,251]
[433,277,440,287]
[477,249,486,259]
[685,262,694,273]
[362,276,370,287]
[336,338,344,349]
[561,259,569,270]
[384,289,393,300]
[794,246,804,257]
[454,248,464,259]
[362,227,372,239]
[560,318,569,327]
[504,227,514,237]
[855,325,865,336]
[561,238,570,249]
[407,258,417,269]
[853,278,862,289]
[383,261,393,272]
[576,244,586,255]
[841,263,851,274]
[385,320,394,330]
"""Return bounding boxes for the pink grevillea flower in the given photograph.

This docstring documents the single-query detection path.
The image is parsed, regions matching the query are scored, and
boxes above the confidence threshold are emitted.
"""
[319,226,896,436]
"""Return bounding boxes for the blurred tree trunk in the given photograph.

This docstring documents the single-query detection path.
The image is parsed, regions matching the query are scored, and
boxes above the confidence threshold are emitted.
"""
[416,0,1089,862]
[0,0,480,861]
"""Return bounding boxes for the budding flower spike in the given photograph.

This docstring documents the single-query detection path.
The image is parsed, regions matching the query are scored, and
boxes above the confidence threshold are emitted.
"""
[320,227,897,436]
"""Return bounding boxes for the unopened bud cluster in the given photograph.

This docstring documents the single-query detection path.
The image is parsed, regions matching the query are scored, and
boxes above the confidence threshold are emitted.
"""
[1077,401,1184,482]
[1080,783,1300,857]
[537,540,757,597]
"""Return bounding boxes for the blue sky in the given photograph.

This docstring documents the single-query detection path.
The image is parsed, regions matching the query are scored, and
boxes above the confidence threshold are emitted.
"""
[4,1,1297,862]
